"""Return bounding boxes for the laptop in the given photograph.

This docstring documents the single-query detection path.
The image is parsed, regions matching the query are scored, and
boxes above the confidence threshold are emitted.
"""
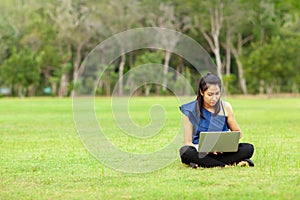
[198,131,240,153]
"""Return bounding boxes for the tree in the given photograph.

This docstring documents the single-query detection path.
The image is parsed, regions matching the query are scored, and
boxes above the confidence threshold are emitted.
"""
[99,0,142,96]
[47,0,101,96]
[246,0,282,46]
[222,0,255,94]
[244,36,300,95]
[0,13,17,67]
[130,50,164,96]
[1,47,40,97]
[0,0,52,95]
[194,0,224,79]
[0,0,299,96]
[144,2,192,91]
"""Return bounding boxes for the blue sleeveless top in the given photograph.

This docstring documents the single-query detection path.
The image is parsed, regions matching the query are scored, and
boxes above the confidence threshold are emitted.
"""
[179,100,229,144]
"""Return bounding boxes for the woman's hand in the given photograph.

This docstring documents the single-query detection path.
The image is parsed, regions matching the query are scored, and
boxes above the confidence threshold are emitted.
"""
[207,151,223,155]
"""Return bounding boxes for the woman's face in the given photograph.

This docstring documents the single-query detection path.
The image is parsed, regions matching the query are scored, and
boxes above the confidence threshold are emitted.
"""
[201,84,221,108]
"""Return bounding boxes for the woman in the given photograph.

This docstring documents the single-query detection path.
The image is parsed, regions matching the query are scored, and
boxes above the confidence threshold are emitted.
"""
[179,73,254,168]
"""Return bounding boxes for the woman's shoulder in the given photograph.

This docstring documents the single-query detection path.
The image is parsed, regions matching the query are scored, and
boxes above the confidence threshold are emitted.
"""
[221,100,234,116]
[179,99,199,127]
[180,99,199,117]
[221,100,232,108]
[180,99,197,110]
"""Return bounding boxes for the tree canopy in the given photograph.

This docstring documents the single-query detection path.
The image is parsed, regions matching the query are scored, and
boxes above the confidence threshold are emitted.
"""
[0,0,299,97]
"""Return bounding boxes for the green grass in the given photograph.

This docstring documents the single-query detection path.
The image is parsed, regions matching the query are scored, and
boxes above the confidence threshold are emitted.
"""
[1,97,300,199]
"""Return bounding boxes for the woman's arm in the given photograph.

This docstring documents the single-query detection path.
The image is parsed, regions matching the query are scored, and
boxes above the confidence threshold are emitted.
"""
[182,115,194,146]
[225,102,243,138]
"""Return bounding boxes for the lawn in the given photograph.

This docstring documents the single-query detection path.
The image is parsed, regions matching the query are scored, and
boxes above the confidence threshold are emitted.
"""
[1,96,299,199]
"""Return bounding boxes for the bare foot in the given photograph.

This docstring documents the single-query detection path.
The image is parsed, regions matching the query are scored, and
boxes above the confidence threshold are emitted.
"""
[189,162,199,169]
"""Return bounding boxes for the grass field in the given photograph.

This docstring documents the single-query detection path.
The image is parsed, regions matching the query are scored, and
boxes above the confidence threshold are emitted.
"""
[1,97,300,199]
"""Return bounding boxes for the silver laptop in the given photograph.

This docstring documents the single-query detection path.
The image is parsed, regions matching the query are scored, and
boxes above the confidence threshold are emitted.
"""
[198,131,240,153]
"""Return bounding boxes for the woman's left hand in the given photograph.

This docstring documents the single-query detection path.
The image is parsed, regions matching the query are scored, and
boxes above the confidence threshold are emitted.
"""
[208,151,223,155]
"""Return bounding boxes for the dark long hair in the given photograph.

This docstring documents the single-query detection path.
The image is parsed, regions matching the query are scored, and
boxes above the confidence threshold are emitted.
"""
[197,73,222,118]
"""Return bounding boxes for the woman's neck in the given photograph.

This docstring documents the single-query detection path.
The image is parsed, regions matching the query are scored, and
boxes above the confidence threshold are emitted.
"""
[203,103,214,112]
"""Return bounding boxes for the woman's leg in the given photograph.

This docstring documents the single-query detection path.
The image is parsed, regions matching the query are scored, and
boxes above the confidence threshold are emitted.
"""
[214,143,254,165]
[179,146,227,168]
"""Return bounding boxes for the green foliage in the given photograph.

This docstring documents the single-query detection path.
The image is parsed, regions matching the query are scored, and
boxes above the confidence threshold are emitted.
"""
[0,0,300,96]
[134,50,164,66]
[174,67,194,96]
[1,47,41,96]
[0,13,17,64]
[243,36,300,94]
[222,74,237,94]
[129,50,165,95]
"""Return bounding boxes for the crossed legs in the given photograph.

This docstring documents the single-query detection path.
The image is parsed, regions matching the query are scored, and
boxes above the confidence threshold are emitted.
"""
[179,143,254,168]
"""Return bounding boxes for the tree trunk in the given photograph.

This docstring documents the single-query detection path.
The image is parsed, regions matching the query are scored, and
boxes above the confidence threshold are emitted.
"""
[58,44,72,97]
[230,34,253,94]
[118,54,126,96]
[145,84,151,96]
[17,85,25,98]
[52,81,57,96]
[292,82,298,94]
[162,51,171,91]
[225,28,231,75]
[211,4,223,79]
[197,1,224,79]
[266,84,273,98]
[155,84,160,95]
[231,47,247,94]
[235,58,247,94]
[42,67,51,86]
[58,72,68,97]
[259,80,264,94]
[261,28,265,46]
[214,41,222,79]
[177,56,185,80]
[105,75,111,96]
[72,42,84,97]
[28,85,35,97]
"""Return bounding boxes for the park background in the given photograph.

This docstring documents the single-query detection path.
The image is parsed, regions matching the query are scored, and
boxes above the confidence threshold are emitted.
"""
[0,0,300,97]
[1,0,300,200]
